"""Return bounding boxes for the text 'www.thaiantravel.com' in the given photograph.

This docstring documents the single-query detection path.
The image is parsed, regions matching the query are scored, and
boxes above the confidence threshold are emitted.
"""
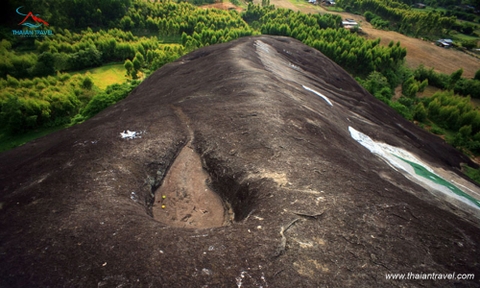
[385,272,475,280]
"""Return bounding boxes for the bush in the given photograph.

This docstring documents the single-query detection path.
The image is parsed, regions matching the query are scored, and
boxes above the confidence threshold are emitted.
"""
[364,11,376,22]
[429,126,444,135]
[475,69,480,81]
[371,17,390,29]
[82,77,94,90]
[454,78,480,99]
[390,101,412,120]
[77,83,134,120]
[462,165,480,184]
[413,102,427,122]
[461,40,477,50]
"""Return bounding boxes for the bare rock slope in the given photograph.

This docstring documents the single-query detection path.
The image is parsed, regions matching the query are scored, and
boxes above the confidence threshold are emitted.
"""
[1,36,480,287]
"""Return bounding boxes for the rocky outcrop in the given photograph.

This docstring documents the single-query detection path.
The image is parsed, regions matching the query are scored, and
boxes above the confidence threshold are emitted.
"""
[1,36,479,287]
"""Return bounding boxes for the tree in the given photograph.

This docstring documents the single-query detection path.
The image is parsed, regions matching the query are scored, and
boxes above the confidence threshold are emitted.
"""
[124,59,134,76]
[133,52,145,69]
[448,68,463,90]
[30,52,56,76]
[82,77,94,90]
[413,102,427,122]
[474,69,480,81]
[460,125,472,137]
[1,94,25,134]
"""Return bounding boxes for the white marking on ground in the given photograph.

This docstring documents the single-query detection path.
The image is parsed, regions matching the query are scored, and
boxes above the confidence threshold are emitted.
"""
[303,85,333,106]
[120,130,142,139]
[254,40,305,84]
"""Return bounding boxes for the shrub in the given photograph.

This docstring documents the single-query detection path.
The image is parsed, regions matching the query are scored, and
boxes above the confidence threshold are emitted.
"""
[413,102,427,122]
[390,101,412,120]
[77,83,133,120]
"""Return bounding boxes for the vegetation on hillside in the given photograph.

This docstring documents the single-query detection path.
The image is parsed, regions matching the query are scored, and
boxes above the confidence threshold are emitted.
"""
[337,0,480,45]
[361,63,480,157]
[340,0,457,36]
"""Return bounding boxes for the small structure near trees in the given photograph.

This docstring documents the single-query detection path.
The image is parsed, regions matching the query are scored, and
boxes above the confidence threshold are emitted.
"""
[436,39,454,48]
[323,0,335,5]
[412,3,427,9]
[342,18,360,30]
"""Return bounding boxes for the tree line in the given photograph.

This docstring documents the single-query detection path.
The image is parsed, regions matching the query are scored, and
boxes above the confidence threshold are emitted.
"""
[361,63,480,155]
[338,0,457,36]
[242,4,406,81]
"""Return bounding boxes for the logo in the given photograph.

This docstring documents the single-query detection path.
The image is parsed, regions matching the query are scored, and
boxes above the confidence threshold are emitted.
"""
[16,6,49,28]
[12,6,54,37]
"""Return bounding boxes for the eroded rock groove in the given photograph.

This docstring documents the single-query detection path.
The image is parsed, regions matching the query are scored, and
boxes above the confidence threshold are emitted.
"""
[152,106,228,228]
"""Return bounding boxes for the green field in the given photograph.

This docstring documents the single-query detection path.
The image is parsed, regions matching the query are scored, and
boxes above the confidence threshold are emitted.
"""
[73,63,127,90]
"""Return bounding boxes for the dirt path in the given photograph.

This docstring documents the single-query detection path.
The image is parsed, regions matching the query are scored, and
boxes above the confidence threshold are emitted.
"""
[251,0,480,78]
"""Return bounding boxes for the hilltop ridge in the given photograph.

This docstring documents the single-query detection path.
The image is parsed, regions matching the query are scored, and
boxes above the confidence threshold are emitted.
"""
[1,35,479,287]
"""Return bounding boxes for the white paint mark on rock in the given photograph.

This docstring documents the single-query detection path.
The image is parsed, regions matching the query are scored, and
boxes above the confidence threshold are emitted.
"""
[130,191,138,202]
[120,130,143,139]
[202,268,212,276]
[303,85,333,106]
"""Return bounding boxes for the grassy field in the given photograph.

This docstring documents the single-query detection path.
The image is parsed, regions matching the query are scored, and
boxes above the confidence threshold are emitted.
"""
[73,63,127,90]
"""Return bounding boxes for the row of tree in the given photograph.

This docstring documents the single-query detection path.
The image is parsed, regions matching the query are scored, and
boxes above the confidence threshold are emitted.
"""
[242,4,406,80]
[414,65,480,98]
[338,0,457,36]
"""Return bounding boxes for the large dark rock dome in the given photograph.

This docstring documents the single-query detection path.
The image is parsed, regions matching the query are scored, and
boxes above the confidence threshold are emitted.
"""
[1,35,479,287]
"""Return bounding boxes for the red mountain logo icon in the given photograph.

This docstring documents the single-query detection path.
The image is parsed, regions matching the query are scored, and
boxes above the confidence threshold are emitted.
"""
[16,6,49,29]
[19,11,49,26]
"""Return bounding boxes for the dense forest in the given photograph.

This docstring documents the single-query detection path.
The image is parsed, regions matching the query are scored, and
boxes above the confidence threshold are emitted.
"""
[1,0,480,181]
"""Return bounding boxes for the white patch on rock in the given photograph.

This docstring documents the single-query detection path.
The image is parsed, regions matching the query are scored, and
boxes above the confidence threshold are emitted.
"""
[349,126,480,212]
[120,130,143,139]
[254,40,305,84]
[303,85,333,106]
